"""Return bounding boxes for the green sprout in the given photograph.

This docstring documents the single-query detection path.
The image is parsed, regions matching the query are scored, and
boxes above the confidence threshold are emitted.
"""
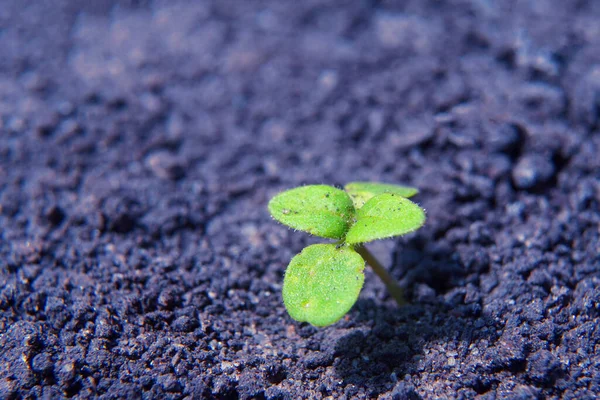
[268,182,426,327]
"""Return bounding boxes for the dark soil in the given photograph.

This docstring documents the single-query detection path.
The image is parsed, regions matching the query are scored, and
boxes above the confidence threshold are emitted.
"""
[1,1,599,399]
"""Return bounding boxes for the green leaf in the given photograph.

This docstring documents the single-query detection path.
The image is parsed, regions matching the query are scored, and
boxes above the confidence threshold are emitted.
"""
[268,185,355,239]
[345,193,426,244]
[344,182,419,209]
[283,244,365,327]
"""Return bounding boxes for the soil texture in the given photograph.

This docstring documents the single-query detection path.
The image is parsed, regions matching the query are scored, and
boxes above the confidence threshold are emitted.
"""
[1,1,599,399]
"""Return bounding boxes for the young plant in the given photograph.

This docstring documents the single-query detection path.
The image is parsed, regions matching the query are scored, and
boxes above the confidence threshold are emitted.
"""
[268,182,426,327]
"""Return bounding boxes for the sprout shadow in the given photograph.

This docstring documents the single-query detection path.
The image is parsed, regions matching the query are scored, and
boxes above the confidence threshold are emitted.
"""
[332,300,500,397]
[331,238,500,397]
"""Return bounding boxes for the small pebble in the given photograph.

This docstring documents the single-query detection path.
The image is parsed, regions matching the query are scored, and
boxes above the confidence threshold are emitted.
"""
[145,151,186,180]
[512,154,555,189]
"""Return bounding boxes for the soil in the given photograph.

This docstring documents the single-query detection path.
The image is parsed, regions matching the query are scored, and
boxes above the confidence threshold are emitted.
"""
[1,1,599,399]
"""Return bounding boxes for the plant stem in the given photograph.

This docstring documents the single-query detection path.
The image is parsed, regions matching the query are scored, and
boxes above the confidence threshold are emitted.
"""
[355,245,406,306]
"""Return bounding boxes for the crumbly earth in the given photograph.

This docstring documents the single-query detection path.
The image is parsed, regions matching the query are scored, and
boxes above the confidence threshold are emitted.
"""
[1,1,599,399]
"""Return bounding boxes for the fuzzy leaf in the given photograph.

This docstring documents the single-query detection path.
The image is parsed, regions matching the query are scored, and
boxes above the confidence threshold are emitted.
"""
[344,182,418,209]
[345,193,425,244]
[268,185,355,239]
[283,244,365,327]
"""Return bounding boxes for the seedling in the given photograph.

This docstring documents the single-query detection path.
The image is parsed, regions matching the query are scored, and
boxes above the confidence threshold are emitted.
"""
[268,182,426,327]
